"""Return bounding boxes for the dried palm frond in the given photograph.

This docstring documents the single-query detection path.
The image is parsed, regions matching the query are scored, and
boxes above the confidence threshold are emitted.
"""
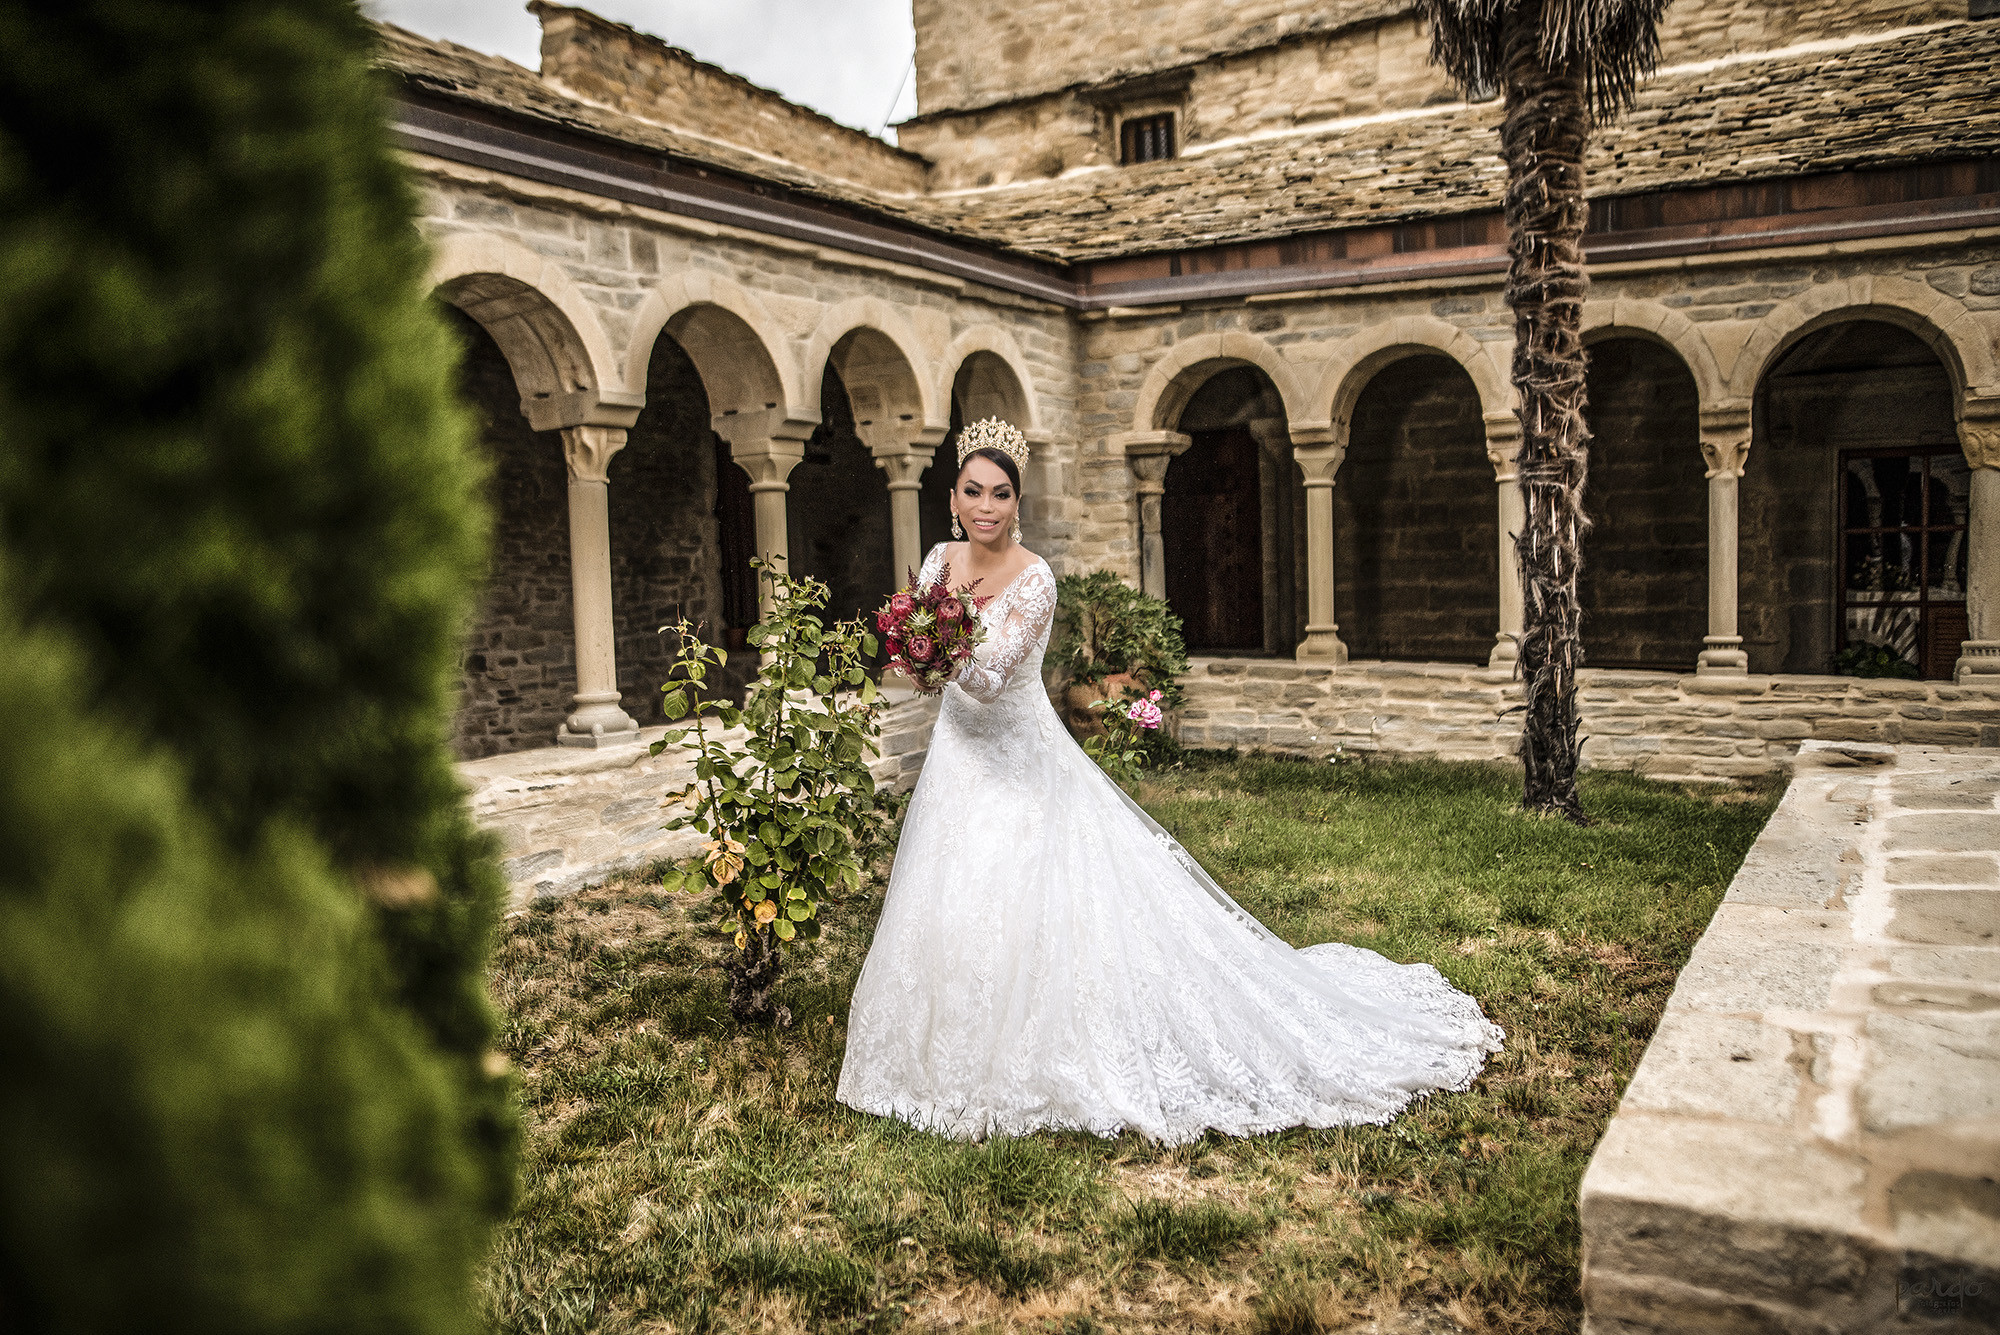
[1421,0,1671,118]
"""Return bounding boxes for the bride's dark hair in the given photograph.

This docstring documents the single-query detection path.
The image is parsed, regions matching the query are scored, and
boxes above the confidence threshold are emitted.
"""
[957,446,1022,492]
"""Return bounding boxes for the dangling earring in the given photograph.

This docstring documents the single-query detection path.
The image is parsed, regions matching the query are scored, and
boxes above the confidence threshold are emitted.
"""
[952,510,963,539]
[1011,516,1021,543]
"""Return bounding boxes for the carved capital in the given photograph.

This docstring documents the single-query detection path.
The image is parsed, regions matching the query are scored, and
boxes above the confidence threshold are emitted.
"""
[561,425,627,483]
[1698,404,1753,480]
[1482,411,1522,481]
[1129,451,1174,494]
[1961,397,2000,470]
[873,444,935,490]
[1293,443,1346,486]
[1700,429,1752,480]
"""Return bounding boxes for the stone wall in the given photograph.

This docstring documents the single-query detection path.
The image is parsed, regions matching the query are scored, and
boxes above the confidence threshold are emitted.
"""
[529,2,927,193]
[448,307,578,759]
[910,0,1395,117]
[1580,739,2000,1333]
[1579,336,1707,670]
[1335,354,1495,664]
[1175,657,2000,780]
[609,335,727,727]
[902,0,1964,190]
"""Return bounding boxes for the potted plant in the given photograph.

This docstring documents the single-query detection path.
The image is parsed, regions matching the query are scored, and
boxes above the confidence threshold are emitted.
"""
[1047,571,1190,738]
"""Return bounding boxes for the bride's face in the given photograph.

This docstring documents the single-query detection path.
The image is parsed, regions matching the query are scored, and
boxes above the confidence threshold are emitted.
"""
[952,455,1018,546]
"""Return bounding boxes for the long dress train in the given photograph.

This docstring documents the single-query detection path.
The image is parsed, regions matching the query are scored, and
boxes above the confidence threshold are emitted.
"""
[836,543,1503,1145]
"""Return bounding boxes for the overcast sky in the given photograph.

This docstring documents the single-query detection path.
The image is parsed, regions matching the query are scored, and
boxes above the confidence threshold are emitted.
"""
[364,0,920,138]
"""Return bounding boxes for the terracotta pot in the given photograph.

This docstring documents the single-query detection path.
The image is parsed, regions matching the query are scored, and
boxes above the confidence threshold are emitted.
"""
[1064,671,1144,738]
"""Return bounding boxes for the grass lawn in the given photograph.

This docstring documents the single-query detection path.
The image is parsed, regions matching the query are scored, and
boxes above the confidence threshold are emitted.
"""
[481,754,1780,1335]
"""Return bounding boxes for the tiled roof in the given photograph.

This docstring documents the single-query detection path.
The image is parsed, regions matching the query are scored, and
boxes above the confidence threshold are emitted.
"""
[377,19,2000,265]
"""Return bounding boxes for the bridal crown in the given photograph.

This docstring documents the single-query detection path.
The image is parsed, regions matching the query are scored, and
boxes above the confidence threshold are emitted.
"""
[956,417,1031,471]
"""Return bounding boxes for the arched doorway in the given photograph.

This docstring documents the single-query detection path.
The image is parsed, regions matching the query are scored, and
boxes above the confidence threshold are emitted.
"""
[1164,367,1283,652]
[1579,337,1706,668]
[788,361,895,628]
[610,334,750,718]
[1335,355,1495,662]
[441,305,576,759]
[1745,321,1963,677]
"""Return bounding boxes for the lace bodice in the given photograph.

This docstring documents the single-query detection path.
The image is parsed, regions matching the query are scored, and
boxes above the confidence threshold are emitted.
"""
[919,542,1056,705]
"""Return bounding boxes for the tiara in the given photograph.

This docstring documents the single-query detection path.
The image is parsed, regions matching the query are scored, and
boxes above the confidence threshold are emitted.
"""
[955,417,1031,470]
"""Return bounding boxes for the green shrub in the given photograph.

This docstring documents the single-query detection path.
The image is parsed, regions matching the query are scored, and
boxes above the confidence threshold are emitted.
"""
[1830,640,1920,679]
[654,560,892,1026]
[1050,571,1190,703]
[0,3,511,1331]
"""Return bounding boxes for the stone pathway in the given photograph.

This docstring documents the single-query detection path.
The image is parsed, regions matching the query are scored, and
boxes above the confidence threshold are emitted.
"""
[1581,740,1999,1334]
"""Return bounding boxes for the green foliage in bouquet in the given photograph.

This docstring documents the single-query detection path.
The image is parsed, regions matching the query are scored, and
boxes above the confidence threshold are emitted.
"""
[0,2,511,1331]
[655,560,893,1026]
[1050,571,1191,705]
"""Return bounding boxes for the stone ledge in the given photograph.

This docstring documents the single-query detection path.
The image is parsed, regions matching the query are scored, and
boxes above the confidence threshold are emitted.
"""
[462,696,939,909]
[1179,659,2000,777]
[1578,741,2000,1334]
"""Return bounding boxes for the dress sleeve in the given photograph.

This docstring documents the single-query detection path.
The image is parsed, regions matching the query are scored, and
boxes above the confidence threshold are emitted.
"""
[915,542,947,589]
[954,563,1057,703]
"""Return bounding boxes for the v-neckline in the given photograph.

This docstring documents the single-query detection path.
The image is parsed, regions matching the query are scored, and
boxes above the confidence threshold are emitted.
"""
[947,548,1043,613]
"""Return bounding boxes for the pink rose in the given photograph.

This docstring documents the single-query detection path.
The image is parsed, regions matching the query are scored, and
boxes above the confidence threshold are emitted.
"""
[1127,698,1164,730]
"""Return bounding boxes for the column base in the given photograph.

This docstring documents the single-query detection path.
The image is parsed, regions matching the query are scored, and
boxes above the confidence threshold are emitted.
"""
[1955,640,2000,684]
[1488,634,1519,670]
[1697,636,1749,676]
[558,691,640,748]
[1296,624,1349,664]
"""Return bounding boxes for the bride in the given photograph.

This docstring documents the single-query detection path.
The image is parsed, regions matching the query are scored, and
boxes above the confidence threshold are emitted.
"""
[836,419,1502,1145]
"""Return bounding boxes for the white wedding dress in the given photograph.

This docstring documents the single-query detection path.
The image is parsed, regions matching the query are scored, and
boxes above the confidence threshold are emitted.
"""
[836,544,1503,1145]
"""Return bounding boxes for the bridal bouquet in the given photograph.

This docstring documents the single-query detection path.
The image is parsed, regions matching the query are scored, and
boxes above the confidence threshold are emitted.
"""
[876,564,990,693]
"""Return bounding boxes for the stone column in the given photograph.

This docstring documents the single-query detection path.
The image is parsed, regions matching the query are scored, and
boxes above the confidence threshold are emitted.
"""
[557,425,640,747]
[713,411,811,615]
[1120,430,1191,599]
[1247,418,1296,654]
[1697,407,1753,676]
[1485,412,1524,670]
[1955,398,2000,683]
[1293,439,1349,663]
[858,424,946,587]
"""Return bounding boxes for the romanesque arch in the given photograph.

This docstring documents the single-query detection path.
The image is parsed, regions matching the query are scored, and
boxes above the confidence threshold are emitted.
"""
[1580,298,1729,412]
[1130,330,1313,435]
[426,231,629,431]
[622,272,806,422]
[803,297,946,433]
[1729,276,1999,404]
[1312,315,1513,434]
[941,324,1041,431]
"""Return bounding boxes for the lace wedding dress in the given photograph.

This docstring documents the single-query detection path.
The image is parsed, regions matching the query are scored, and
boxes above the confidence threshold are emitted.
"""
[836,544,1503,1145]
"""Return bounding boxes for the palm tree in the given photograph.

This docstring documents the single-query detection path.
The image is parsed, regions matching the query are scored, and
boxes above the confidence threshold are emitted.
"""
[1416,0,1669,822]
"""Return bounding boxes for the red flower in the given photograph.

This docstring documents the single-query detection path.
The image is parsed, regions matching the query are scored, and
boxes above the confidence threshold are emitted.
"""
[876,610,895,634]
[888,592,916,618]
[908,634,935,663]
[938,597,964,625]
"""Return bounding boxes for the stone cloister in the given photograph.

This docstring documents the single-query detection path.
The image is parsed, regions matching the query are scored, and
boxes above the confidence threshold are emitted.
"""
[374,1,2000,860]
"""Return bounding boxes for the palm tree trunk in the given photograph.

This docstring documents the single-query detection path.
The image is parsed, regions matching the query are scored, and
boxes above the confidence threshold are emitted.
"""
[1501,2,1593,822]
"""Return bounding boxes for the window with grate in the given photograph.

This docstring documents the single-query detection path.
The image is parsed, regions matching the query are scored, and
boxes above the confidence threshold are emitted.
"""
[1120,113,1176,164]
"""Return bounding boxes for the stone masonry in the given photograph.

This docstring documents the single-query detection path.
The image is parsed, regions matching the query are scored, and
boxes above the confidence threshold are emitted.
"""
[1580,740,2000,1333]
[465,694,940,908]
[1176,658,2000,782]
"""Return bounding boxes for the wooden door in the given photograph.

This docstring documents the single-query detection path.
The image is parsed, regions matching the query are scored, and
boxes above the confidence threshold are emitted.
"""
[1163,428,1265,651]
